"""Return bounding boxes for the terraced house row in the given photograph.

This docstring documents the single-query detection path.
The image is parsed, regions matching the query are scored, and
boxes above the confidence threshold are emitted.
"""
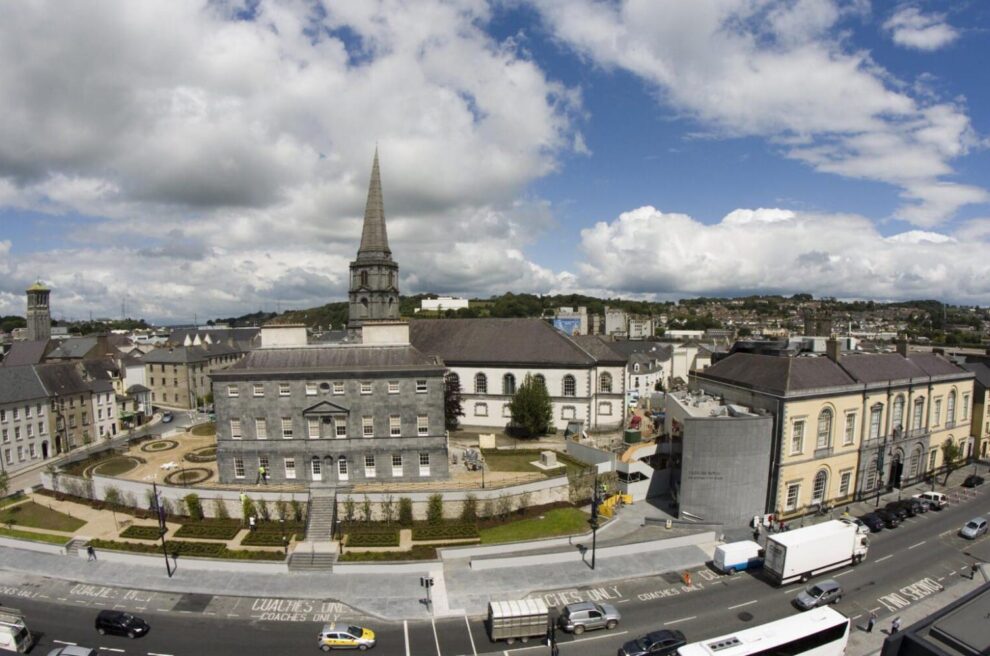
[693,341,978,519]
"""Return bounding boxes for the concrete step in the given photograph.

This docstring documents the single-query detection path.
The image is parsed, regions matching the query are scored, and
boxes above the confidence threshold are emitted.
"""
[287,552,337,571]
[65,538,87,557]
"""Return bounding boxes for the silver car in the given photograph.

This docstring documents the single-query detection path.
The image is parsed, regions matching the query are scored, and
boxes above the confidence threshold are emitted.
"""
[960,517,988,540]
[793,579,842,610]
[558,602,621,635]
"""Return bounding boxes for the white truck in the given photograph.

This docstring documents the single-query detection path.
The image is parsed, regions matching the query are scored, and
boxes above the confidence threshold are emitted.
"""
[487,599,550,645]
[713,540,764,575]
[763,520,868,585]
[0,608,33,653]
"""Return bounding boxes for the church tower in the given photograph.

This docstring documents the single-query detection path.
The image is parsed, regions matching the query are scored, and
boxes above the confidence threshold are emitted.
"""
[348,150,400,330]
[25,281,52,342]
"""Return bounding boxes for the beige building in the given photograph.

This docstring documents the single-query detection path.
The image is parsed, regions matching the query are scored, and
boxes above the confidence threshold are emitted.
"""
[960,360,990,460]
[693,342,974,519]
[144,344,243,410]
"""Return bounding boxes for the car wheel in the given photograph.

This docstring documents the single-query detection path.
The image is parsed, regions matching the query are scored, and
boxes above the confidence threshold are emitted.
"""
[573,625,585,635]
[97,628,106,636]
[520,637,530,643]
[127,631,136,639]
[321,645,331,652]
[358,646,368,651]
[800,574,810,583]
[834,596,841,604]
[728,567,736,575]
[606,620,618,630]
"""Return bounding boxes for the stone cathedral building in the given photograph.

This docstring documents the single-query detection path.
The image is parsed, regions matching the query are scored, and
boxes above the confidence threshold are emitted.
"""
[213,152,450,486]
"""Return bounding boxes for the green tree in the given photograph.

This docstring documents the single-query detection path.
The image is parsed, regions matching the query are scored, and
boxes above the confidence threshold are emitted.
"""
[0,470,8,499]
[398,497,414,526]
[444,373,464,430]
[460,494,478,523]
[184,493,204,520]
[427,493,444,525]
[941,439,964,485]
[509,374,553,437]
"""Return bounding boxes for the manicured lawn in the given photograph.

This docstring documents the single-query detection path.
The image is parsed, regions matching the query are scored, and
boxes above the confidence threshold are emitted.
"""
[93,457,139,476]
[479,508,589,544]
[0,494,26,509]
[190,422,216,437]
[481,450,586,477]
[0,501,86,532]
[0,526,71,544]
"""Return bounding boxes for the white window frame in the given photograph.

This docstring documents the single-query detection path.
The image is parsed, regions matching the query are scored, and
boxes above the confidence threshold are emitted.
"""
[391,454,403,477]
[308,417,320,439]
[332,381,345,395]
[338,458,349,481]
[869,406,883,439]
[963,394,970,421]
[417,415,429,436]
[785,483,800,511]
[389,415,401,437]
[311,457,322,480]
[839,471,851,497]
[360,381,373,395]
[790,420,805,455]
[416,379,428,393]
[306,382,317,396]
[230,418,242,440]
[227,385,239,398]
[362,416,374,437]
[279,383,291,397]
[843,412,856,445]
[335,418,347,438]
[932,399,942,427]
[816,409,832,449]
[234,457,245,479]
[253,384,264,397]
[281,417,293,439]
[364,454,376,478]
[388,380,400,394]
[284,457,296,480]
[811,470,827,504]
[255,418,267,440]
[419,452,430,477]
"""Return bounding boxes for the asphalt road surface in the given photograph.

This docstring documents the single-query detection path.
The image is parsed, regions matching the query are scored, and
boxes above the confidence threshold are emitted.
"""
[2,488,988,656]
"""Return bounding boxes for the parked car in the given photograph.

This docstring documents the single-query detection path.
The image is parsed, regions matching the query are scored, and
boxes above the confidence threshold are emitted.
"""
[317,623,376,651]
[793,579,843,610]
[874,508,900,528]
[558,602,621,635]
[617,629,687,656]
[95,610,149,639]
[858,513,885,533]
[47,647,98,656]
[883,502,910,521]
[840,517,870,534]
[963,475,985,488]
[960,517,988,540]
[889,498,925,517]
[914,491,947,510]
[161,411,174,423]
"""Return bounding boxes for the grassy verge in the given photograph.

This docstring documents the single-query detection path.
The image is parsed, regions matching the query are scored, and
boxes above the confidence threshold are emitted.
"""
[0,501,86,531]
[479,507,589,544]
[481,449,586,477]
[190,422,216,437]
[0,526,70,545]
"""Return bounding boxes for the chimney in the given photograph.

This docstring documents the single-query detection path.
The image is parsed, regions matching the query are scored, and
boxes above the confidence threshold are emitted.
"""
[826,337,841,362]
[896,340,909,357]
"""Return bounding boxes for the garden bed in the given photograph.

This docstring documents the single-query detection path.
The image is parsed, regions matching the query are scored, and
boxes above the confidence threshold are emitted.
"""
[89,538,284,561]
[411,522,479,541]
[140,439,179,453]
[346,531,400,548]
[164,467,213,485]
[173,521,241,540]
[120,525,163,541]
[338,546,437,562]
[0,501,86,532]
[92,457,142,477]
[184,446,217,463]
[240,528,302,547]
[190,422,216,437]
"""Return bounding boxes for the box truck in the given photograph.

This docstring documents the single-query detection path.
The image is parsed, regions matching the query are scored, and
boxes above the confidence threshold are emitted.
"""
[487,598,549,645]
[0,608,33,653]
[713,540,764,574]
[763,520,868,585]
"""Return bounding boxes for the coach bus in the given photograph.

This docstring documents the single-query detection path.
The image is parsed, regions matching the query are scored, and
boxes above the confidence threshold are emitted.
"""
[676,607,849,656]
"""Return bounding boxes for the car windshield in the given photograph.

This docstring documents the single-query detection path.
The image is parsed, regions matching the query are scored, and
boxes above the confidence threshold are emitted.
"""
[808,585,824,596]
[347,625,363,637]
[120,613,134,623]
[967,521,980,529]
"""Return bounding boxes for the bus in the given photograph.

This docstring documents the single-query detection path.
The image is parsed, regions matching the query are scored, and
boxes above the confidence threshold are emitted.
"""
[676,607,849,656]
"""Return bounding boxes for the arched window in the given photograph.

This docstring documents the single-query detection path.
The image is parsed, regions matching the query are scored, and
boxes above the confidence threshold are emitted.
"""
[474,373,488,394]
[912,397,924,430]
[562,375,576,397]
[359,270,368,287]
[947,390,956,424]
[816,409,833,449]
[812,470,828,504]
[599,372,612,394]
[502,373,516,396]
[446,372,460,390]
[892,395,905,431]
[910,445,922,479]
[533,374,546,390]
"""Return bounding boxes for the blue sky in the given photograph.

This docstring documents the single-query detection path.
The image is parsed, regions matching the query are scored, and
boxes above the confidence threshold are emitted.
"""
[0,1,988,323]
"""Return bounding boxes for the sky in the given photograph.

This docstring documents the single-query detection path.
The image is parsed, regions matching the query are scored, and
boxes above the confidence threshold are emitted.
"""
[0,0,988,324]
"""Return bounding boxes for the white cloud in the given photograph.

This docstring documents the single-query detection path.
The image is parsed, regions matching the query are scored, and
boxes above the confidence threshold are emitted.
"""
[577,206,990,303]
[533,0,984,226]
[884,6,959,51]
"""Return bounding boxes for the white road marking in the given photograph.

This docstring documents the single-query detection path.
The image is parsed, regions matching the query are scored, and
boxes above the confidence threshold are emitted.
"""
[665,616,696,626]
[949,570,957,575]
[875,555,893,563]
[101,648,125,653]
[851,614,862,620]
[869,607,882,613]
[464,614,477,656]
[834,571,853,578]
[156,608,169,612]
[431,617,441,656]
[616,599,631,603]
[728,600,758,610]
[937,577,946,581]
[908,541,926,549]
[53,641,77,646]
[148,652,175,656]
[404,620,410,656]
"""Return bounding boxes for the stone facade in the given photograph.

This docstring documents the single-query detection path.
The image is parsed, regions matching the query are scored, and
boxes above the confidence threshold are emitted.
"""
[25,282,51,342]
[144,345,243,409]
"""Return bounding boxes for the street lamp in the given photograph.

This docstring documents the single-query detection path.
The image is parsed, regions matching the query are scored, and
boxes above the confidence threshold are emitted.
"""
[280,517,287,556]
[589,471,602,570]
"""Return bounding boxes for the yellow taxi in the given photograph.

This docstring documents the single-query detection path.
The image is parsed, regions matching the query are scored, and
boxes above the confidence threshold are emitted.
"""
[317,623,376,651]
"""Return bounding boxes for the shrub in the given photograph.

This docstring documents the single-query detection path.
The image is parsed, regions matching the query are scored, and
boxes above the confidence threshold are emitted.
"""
[88,538,284,561]
[241,531,299,547]
[124,492,138,510]
[120,525,161,540]
[481,498,495,519]
[517,491,531,514]
[347,531,400,547]
[496,494,512,520]
[427,493,444,525]
[241,495,255,523]
[338,546,438,562]
[339,521,396,534]
[411,523,479,541]
[103,486,122,507]
[213,497,230,520]
[161,497,175,517]
[291,499,304,522]
[460,494,477,523]
[343,497,355,522]
[360,495,372,523]
[274,498,287,522]
[257,498,271,521]
[398,497,413,526]
[173,522,241,540]
[184,494,204,521]
[381,495,395,524]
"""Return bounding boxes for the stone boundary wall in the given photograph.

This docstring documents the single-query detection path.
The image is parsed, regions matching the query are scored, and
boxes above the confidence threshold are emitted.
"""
[73,545,288,573]
[332,561,438,574]
[0,534,70,555]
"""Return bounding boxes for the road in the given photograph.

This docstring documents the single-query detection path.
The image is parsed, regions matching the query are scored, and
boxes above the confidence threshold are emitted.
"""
[2,488,988,656]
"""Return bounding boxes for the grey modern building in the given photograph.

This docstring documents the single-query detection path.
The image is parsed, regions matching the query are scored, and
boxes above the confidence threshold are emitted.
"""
[212,152,450,486]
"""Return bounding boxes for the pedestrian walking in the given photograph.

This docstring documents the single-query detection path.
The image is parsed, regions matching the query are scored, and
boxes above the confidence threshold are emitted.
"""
[865,611,876,633]
[971,562,980,579]
[891,617,901,633]
[87,545,97,561]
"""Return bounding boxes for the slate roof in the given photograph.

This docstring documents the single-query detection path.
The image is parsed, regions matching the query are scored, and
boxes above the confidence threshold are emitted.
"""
[213,345,441,377]
[605,340,674,362]
[699,353,857,396]
[126,384,151,394]
[960,362,990,390]
[167,327,261,348]
[0,365,48,404]
[33,363,91,397]
[46,337,101,360]
[837,353,921,383]
[144,344,242,364]
[81,359,120,381]
[1,340,50,367]
[409,319,597,366]
[907,352,967,377]
[356,149,392,260]
[568,335,627,365]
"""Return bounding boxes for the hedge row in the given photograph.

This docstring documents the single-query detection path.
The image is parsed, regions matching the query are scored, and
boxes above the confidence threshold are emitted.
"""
[120,525,162,541]
[339,521,398,535]
[339,546,437,562]
[88,539,285,561]
[173,523,241,540]
[346,531,400,547]
[411,523,479,541]
[240,531,300,547]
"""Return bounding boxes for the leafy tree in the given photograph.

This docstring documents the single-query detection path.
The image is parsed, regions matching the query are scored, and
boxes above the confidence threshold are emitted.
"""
[381,495,396,524]
[214,497,231,520]
[360,495,373,523]
[460,494,477,523]
[184,493,204,520]
[398,497,413,526]
[427,493,444,524]
[343,496,356,522]
[444,373,464,430]
[941,439,964,485]
[509,374,553,437]
[0,470,8,499]
[241,495,256,523]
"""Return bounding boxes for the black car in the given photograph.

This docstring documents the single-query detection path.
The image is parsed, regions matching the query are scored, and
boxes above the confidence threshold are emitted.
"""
[874,508,900,528]
[963,475,985,488]
[859,513,885,532]
[618,629,687,656]
[883,502,910,521]
[95,610,150,639]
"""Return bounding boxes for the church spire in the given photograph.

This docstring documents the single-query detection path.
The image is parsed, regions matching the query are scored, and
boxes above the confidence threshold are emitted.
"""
[357,148,391,259]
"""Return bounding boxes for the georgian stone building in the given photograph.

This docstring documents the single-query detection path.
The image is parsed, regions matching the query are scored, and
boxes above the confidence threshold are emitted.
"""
[213,152,450,486]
